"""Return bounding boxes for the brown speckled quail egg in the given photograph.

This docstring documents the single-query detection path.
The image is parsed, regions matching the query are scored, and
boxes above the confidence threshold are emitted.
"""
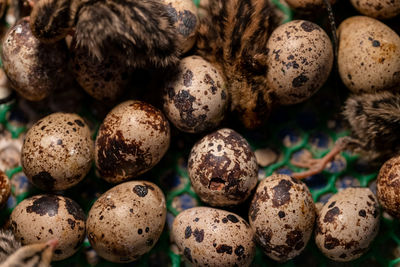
[285,0,336,12]
[171,207,256,267]
[338,16,400,94]
[95,100,170,183]
[377,155,400,219]
[249,174,316,262]
[0,170,10,207]
[163,56,228,133]
[21,113,94,191]
[10,194,86,261]
[162,0,199,53]
[315,187,380,262]
[86,181,166,263]
[188,128,258,206]
[1,17,69,101]
[266,20,333,105]
[350,0,400,19]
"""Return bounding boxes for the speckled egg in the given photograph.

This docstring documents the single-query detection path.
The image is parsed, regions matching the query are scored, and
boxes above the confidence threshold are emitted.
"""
[315,188,380,262]
[377,155,400,219]
[0,170,10,207]
[188,128,258,206]
[249,174,315,262]
[162,0,199,53]
[1,17,69,101]
[266,20,333,105]
[285,0,336,12]
[86,181,166,263]
[350,0,400,19]
[95,100,170,183]
[10,194,86,261]
[337,16,400,93]
[171,207,256,267]
[163,56,228,133]
[21,113,94,191]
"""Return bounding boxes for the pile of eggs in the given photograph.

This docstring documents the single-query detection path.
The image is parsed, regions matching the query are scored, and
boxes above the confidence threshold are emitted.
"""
[0,0,399,265]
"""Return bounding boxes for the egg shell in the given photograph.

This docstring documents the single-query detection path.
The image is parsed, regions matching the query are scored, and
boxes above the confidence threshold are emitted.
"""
[188,128,258,206]
[21,113,94,191]
[350,0,400,19]
[249,174,316,262]
[337,16,400,93]
[266,20,333,105]
[315,187,380,262]
[377,155,400,219]
[163,55,228,133]
[10,194,86,261]
[86,181,166,263]
[162,0,199,53]
[285,0,336,12]
[0,170,10,207]
[95,100,170,183]
[171,207,256,267]
[1,17,69,101]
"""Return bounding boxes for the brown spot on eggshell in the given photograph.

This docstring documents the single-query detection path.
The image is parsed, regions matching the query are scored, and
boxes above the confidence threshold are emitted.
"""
[272,179,292,207]
[323,207,340,223]
[26,195,60,217]
[31,171,56,191]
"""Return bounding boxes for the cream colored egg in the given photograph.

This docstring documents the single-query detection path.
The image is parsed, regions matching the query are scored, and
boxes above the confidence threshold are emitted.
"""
[377,155,400,219]
[285,0,336,12]
[249,174,316,262]
[337,16,400,93]
[171,207,256,267]
[266,20,333,105]
[315,188,380,262]
[350,0,400,19]
[86,181,166,263]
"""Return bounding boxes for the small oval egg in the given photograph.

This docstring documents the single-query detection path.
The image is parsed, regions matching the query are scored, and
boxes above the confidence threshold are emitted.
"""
[162,0,199,53]
[266,20,333,105]
[1,17,69,101]
[285,0,336,13]
[10,194,86,261]
[0,170,10,208]
[350,0,400,19]
[315,187,380,262]
[95,100,170,183]
[188,128,258,206]
[377,155,400,219]
[21,113,94,191]
[171,207,256,267]
[337,16,400,94]
[249,174,316,262]
[163,55,228,133]
[86,181,166,263]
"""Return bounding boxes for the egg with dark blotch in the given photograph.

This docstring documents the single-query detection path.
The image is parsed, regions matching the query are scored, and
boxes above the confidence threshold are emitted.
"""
[163,56,228,133]
[10,194,86,261]
[188,128,258,206]
[337,16,400,94]
[162,0,199,53]
[171,207,256,267]
[266,20,333,105]
[95,100,170,183]
[249,174,316,262]
[1,17,69,101]
[0,170,10,207]
[350,0,400,19]
[315,187,380,262]
[377,155,400,219]
[21,113,94,191]
[86,181,166,263]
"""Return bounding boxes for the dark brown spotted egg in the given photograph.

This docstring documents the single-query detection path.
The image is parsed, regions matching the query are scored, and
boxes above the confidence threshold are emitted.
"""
[0,170,10,208]
[21,113,94,191]
[163,56,228,133]
[188,128,258,206]
[86,181,166,263]
[338,16,400,94]
[350,0,400,19]
[171,207,256,267]
[10,194,86,261]
[377,155,400,219]
[249,174,316,262]
[1,17,69,101]
[315,188,380,262]
[266,20,333,105]
[95,100,170,183]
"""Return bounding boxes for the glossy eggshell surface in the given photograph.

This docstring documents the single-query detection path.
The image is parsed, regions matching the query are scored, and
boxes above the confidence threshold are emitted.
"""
[249,174,316,262]
[315,187,380,262]
[377,155,400,219]
[171,207,255,267]
[188,128,258,206]
[86,181,166,263]
[10,194,86,261]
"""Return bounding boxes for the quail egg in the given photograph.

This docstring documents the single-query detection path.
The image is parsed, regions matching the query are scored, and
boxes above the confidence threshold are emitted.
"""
[377,155,400,219]
[0,170,10,208]
[350,0,400,19]
[285,0,336,13]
